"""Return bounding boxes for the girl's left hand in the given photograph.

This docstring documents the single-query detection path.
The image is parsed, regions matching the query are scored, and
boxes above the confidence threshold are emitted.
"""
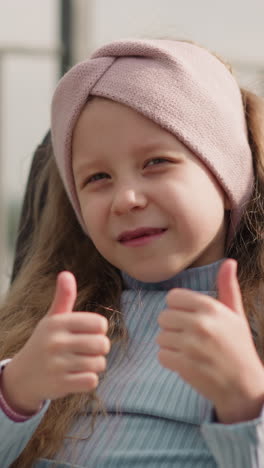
[156,259,264,423]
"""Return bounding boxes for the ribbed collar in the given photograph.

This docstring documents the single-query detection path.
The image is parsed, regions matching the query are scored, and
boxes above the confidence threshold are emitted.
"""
[121,258,226,292]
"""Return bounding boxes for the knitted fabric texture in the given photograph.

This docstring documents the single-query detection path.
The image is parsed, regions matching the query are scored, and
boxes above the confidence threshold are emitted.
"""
[51,39,254,243]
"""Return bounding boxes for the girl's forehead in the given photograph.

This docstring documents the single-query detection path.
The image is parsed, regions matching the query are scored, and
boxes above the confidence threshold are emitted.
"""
[75,96,185,149]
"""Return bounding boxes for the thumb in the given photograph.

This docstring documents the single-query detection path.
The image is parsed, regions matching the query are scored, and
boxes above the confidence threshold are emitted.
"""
[47,271,77,316]
[217,259,244,315]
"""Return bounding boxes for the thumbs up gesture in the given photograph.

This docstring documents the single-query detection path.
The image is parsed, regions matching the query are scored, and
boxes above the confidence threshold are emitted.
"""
[156,259,264,423]
[1,272,110,414]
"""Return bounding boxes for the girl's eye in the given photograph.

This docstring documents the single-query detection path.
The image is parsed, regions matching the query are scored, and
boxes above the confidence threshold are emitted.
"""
[83,172,110,186]
[145,157,170,167]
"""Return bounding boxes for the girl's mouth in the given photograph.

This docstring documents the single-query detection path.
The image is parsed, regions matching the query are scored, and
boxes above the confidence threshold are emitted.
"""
[118,228,167,246]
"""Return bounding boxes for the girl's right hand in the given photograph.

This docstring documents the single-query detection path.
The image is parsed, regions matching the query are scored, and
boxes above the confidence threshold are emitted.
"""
[1,272,110,414]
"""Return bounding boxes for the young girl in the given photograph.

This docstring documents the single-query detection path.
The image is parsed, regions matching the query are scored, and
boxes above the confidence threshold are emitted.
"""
[0,38,264,468]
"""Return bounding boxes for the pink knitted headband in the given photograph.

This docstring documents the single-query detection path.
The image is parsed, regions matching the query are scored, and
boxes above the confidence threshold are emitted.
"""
[51,39,254,244]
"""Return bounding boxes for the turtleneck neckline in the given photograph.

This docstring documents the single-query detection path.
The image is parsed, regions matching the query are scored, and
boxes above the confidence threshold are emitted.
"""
[121,258,226,292]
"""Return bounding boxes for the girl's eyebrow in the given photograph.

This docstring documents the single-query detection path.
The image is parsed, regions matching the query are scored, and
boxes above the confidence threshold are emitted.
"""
[133,142,188,160]
[133,141,175,154]
[133,142,187,161]
[74,158,104,178]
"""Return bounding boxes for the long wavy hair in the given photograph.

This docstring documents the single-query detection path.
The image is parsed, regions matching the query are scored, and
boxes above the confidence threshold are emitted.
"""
[0,43,264,467]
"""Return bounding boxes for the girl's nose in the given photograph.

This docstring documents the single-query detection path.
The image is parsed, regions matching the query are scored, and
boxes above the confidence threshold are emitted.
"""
[111,186,147,215]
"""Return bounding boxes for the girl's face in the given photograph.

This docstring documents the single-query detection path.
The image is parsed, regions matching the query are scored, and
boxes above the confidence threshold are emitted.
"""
[72,97,230,282]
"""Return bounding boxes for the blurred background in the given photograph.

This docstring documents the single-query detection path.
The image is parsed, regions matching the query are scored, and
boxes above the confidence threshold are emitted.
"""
[0,0,264,293]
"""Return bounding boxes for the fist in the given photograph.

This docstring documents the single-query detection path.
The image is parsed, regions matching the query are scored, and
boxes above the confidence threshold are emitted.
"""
[2,272,111,413]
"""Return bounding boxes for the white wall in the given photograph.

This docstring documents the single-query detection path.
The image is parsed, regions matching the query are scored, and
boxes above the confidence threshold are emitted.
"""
[0,0,58,48]
[92,0,264,94]
[93,0,264,64]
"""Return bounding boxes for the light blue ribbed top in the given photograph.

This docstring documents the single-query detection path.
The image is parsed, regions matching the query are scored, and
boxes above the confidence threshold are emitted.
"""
[1,259,264,468]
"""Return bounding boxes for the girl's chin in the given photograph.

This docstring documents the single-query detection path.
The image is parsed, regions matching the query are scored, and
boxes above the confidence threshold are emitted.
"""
[124,269,181,283]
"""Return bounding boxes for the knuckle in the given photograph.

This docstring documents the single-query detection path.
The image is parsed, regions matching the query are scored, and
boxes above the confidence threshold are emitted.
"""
[156,332,168,347]
[85,356,106,373]
[87,313,108,333]
[76,356,107,374]
[47,334,67,353]
[103,336,111,354]
[46,358,65,380]
[185,339,200,357]
[196,316,213,337]
[89,373,99,389]
[77,373,99,392]
[98,336,111,354]
[96,356,107,372]
[166,289,177,306]
[46,314,66,333]
[157,310,168,328]
[99,316,108,333]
